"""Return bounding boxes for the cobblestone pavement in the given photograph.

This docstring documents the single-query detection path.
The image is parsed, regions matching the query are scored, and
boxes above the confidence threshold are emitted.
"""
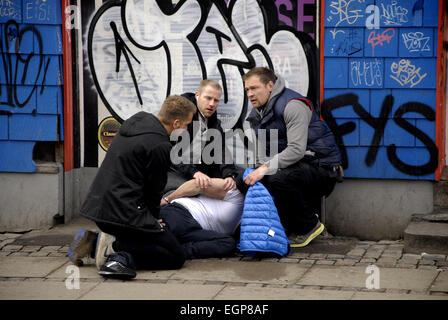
[1,223,448,300]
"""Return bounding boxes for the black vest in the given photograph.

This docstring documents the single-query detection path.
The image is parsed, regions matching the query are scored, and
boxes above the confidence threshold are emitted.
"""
[246,88,341,167]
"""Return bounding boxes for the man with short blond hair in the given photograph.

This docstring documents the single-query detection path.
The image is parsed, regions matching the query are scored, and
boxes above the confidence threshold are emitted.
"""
[164,80,241,203]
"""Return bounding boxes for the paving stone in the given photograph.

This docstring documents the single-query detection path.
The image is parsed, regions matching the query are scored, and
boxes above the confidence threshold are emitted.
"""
[334,259,357,266]
[430,272,448,293]
[309,254,327,259]
[346,249,365,258]
[418,259,435,266]
[170,260,309,285]
[326,254,345,259]
[0,257,67,278]
[288,252,309,259]
[0,234,22,240]
[299,259,315,265]
[377,240,397,245]
[0,239,15,250]
[21,246,42,252]
[403,254,422,260]
[48,252,67,257]
[316,260,335,265]
[82,282,225,300]
[58,246,69,253]
[278,258,299,263]
[417,265,438,270]
[364,250,382,259]
[2,245,23,252]
[422,253,446,261]
[395,263,416,269]
[377,257,399,263]
[29,251,49,257]
[39,246,62,252]
[214,286,355,300]
[8,252,30,257]
[0,252,10,257]
[359,258,377,264]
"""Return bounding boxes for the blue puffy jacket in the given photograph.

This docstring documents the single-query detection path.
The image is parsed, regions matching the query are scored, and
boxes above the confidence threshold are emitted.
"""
[237,169,290,257]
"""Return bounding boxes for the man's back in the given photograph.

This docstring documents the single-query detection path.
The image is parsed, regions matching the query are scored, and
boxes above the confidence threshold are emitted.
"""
[80,112,171,233]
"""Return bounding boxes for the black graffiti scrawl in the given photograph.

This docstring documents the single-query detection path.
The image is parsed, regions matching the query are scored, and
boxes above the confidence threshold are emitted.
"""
[87,0,318,130]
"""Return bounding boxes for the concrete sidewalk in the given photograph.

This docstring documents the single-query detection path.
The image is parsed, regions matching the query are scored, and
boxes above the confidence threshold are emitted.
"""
[0,217,447,300]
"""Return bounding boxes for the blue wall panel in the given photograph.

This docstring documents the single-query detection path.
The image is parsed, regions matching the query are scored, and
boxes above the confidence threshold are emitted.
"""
[22,0,62,25]
[398,28,434,57]
[324,28,364,57]
[9,114,58,141]
[423,0,439,27]
[0,115,8,139]
[0,1,22,23]
[384,58,437,89]
[323,1,439,180]
[364,27,398,57]
[349,58,384,89]
[0,141,36,172]
[0,0,63,172]
[324,58,348,88]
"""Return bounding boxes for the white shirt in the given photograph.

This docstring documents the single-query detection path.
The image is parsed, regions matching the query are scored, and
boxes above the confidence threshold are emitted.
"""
[172,189,244,235]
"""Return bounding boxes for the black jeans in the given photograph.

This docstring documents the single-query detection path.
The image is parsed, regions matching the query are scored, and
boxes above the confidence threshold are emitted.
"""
[236,162,336,235]
[160,203,236,259]
[96,222,185,271]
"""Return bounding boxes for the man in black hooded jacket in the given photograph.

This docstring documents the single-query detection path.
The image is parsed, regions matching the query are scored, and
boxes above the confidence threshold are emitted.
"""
[69,95,196,279]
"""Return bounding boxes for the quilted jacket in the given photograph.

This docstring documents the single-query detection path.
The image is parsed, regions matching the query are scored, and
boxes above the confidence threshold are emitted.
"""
[237,169,290,257]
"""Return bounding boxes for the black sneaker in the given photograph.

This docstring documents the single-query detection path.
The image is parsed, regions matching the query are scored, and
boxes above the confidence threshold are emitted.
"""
[98,260,136,280]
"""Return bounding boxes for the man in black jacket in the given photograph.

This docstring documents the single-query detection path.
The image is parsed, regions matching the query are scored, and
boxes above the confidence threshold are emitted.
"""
[164,80,241,200]
[68,95,196,279]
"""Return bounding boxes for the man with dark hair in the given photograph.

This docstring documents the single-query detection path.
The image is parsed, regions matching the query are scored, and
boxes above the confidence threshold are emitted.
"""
[68,95,196,280]
[242,67,342,247]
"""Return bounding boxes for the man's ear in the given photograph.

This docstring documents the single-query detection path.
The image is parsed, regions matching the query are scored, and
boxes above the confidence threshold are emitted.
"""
[172,119,181,129]
[267,81,274,91]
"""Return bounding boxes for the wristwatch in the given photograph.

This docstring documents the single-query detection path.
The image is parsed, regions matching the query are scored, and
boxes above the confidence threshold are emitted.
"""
[163,196,170,203]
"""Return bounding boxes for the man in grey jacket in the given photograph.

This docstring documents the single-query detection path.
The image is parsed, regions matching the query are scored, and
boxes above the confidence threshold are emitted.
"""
[241,67,342,247]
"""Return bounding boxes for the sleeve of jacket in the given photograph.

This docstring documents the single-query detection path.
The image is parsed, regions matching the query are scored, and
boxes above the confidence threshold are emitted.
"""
[171,163,199,180]
[145,141,172,218]
[215,120,240,179]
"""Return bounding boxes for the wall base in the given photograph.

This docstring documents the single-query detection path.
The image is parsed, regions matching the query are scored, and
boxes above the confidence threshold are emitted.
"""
[325,179,434,241]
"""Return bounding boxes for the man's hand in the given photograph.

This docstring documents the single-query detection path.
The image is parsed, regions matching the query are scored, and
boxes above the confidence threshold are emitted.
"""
[157,219,166,228]
[193,171,211,189]
[223,176,237,191]
[244,165,269,186]
[160,197,169,207]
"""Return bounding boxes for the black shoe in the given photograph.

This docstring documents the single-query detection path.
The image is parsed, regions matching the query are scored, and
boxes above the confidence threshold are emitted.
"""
[98,260,136,280]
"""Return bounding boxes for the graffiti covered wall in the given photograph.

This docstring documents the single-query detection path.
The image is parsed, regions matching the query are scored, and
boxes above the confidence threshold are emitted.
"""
[0,0,64,172]
[321,0,440,180]
[80,0,318,166]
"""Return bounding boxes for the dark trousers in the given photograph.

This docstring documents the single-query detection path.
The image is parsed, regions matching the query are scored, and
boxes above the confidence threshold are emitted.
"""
[159,203,236,259]
[96,222,185,271]
[236,162,336,235]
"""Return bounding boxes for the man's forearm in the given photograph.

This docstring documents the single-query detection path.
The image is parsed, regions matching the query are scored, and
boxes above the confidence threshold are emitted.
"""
[165,178,228,202]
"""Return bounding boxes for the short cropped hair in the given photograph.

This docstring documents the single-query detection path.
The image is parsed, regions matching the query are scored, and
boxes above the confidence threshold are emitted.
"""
[158,95,196,125]
[242,67,277,85]
[197,79,222,94]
